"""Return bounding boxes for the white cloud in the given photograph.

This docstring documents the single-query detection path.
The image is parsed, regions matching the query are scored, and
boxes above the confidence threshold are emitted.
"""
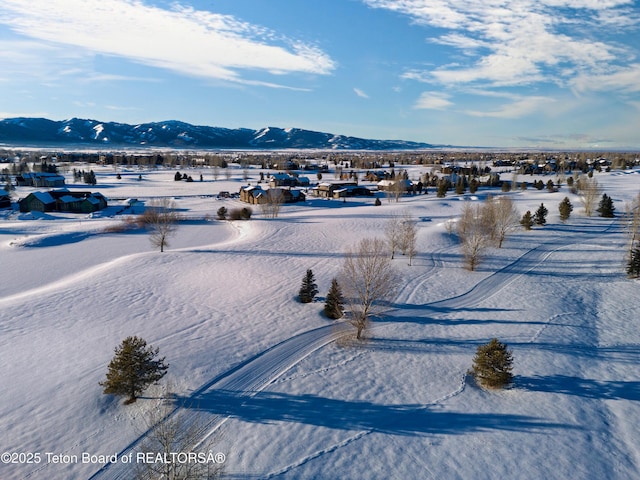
[414,92,453,110]
[0,0,336,85]
[354,88,370,98]
[364,0,635,88]
[465,95,556,118]
[571,64,640,94]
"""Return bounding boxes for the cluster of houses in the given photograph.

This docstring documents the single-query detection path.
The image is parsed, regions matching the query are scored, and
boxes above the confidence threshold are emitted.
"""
[18,190,108,214]
[0,172,109,214]
[237,172,425,204]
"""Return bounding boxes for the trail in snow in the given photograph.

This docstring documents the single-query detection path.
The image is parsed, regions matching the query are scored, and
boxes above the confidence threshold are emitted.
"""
[88,323,351,480]
[88,218,622,479]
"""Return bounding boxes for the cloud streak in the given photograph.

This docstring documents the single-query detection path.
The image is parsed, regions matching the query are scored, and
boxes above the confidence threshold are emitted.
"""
[0,0,336,85]
[413,92,453,110]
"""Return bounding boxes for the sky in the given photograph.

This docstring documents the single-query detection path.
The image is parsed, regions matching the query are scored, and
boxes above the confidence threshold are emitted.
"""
[0,0,639,150]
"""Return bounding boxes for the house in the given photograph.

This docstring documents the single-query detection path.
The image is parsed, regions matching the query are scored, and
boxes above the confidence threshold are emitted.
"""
[56,192,108,213]
[239,185,306,205]
[18,191,56,212]
[0,189,11,209]
[377,178,414,192]
[331,185,374,199]
[310,181,358,198]
[239,185,266,204]
[268,173,310,188]
[16,172,66,188]
[19,190,108,213]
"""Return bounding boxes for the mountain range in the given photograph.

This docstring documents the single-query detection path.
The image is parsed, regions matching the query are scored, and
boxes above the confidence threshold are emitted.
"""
[0,117,434,150]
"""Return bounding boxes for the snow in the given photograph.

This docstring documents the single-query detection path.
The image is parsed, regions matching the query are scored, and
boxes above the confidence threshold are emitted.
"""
[92,124,104,140]
[1,164,639,479]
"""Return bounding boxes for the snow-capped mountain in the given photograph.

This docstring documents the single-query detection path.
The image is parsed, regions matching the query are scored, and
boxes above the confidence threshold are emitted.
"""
[0,117,434,150]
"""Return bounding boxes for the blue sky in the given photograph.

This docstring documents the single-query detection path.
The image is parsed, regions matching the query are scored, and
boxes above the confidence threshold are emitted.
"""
[0,0,639,149]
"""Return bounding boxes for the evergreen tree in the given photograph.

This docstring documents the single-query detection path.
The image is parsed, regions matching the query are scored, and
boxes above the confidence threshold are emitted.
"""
[455,176,466,194]
[627,245,640,278]
[597,193,615,218]
[558,197,573,222]
[534,203,548,225]
[217,206,227,220]
[469,178,479,194]
[299,269,318,303]
[83,170,97,185]
[100,336,168,404]
[470,338,514,389]
[546,179,555,191]
[535,180,544,190]
[323,278,344,319]
[520,211,533,230]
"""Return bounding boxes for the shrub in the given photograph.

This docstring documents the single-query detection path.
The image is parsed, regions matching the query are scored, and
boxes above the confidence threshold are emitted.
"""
[217,206,228,220]
[470,338,513,389]
[240,207,253,220]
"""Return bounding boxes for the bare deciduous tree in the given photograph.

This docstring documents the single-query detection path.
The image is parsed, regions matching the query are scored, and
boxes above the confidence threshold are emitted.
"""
[623,192,640,262]
[144,198,180,253]
[490,196,520,248]
[340,238,398,340]
[260,188,284,218]
[457,202,493,271]
[577,176,600,217]
[399,212,418,265]
[133,385,224,480]
[384,214,402,259]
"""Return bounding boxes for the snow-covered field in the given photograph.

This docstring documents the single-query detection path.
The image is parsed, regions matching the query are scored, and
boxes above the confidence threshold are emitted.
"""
[1,163,639,479]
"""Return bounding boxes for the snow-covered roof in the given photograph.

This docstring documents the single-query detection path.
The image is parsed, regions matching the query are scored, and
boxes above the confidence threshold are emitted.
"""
[32,191,55,204]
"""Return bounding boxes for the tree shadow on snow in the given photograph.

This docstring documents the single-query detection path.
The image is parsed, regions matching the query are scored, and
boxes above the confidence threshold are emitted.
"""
[176,389,576,437]
[517,375,640,401]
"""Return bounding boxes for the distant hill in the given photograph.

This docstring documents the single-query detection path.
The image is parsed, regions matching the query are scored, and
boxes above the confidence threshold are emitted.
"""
[0,117,434,150]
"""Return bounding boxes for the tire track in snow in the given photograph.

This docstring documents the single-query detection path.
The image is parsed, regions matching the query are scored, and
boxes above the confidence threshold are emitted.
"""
[88,220,616,479]
[424,219,617,312]
[88,322,351,480]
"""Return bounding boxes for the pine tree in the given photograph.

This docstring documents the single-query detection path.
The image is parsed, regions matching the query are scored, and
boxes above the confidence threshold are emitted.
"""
[597,193,615,218]
[470,338,514,389]
[627,245,640,278]
[520,211,533,230]
[324,278,344,319]
[299,269,318,303]
[534,203,548,225]
[100,336,168,404]
[558,197,573,222]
